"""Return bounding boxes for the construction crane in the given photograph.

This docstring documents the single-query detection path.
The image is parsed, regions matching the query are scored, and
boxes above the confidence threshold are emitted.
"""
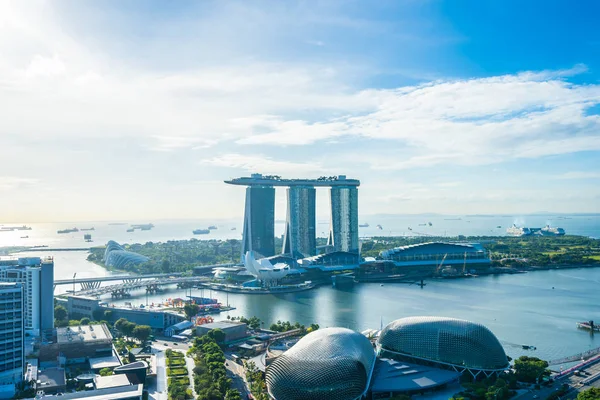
[435,253,448,274]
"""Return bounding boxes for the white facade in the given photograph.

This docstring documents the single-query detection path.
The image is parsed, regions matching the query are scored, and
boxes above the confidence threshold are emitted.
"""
[0,257,54,336]
[243,251,290,283]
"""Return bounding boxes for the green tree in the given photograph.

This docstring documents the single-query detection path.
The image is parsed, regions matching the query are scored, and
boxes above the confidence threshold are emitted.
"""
[80,317,91,325]
[54,305,68,321]
[99,368,113,376]
[122,321,137,338]
[132,325,152,343]
[578,388,600,400]
[225,389,242,400]
[161,259,171,273]
[207,328,226,344]
[183,303,200,320]
[513,356,549,383]
[114,318,128,335]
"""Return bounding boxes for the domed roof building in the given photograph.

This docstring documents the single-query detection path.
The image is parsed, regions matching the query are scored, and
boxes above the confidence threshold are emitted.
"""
[377,316,509,377]
[266,327,376,400]
[103,240,149,269]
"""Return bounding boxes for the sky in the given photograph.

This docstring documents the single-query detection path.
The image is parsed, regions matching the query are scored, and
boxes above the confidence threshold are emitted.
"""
[1,0,599,222]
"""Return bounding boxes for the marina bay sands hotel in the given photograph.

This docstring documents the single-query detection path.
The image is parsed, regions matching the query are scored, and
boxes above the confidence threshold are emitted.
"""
[225,174,360,259]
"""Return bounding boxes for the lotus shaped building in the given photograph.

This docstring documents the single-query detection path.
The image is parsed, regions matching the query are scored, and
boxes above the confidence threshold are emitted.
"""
[243,251,290,283]
[266,327,376,400]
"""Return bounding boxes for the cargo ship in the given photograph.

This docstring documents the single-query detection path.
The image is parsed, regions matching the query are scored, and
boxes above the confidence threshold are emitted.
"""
[57,227,79,234]
[577,321,600,332]
[359,223,369,228]
[193,229,210,235]
[208,225,218,230]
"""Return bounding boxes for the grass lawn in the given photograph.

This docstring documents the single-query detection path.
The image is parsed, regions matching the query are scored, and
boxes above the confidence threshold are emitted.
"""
[167,367,188,376]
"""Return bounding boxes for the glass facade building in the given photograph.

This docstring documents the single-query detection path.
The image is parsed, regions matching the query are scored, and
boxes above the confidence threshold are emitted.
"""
[0,257,54,335]
[0,282,24,393]
[103,240,149,269]
[282,186,316,257]
[328,186,359,253]
[377,317,509,376]
[266,327,376,400]
[242,186,276,258]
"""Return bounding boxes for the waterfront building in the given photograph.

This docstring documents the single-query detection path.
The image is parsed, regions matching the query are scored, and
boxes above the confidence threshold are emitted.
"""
[377,316,509,378]
[66,295,185,332]
[328,185,359,253]
[225,174,360,260]
[241,185,276,258]
[266,327,376,400]
[359,242,491,280]
[0,283,24,398]
[0,257,54,335]
[282,186,316,257]
[103,241,149,269]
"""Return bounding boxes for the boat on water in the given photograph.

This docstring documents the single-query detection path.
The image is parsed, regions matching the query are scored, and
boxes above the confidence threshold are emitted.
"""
[577,321,600,332]
[80,227,95,231]
[506,224,532,237]
[126,228,134,233]
[57,227,79,234]
[497,225,502,228]
[131,223,154,231]
[231,227,237,231]
[20,236,29,239]
[376,224,383,230]
[1,225,32,232]
[428,222,432,226]
[84,234,92,242]
[538,225,565,236]
[208,225,218,230]
[193,229,210,235]
[359,223,369,228]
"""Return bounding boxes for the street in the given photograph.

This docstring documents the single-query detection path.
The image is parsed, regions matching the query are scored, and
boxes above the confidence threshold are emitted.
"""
[225,354,251,397]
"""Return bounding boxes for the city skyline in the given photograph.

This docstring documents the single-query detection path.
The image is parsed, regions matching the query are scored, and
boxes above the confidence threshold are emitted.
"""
[1,1,600,222]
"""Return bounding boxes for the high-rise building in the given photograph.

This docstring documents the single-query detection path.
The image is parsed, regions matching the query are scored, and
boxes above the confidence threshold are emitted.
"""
[328,186,359,253]
[282,186,316,257]
[0,257,54,336]
[0,282,24,397]
[241,185,276,258]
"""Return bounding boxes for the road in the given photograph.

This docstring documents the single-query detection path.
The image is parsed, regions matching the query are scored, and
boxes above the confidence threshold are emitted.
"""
[517,358,600,400]
[225,354,251,397]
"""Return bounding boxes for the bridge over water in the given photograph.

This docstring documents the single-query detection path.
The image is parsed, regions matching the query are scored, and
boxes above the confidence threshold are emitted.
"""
[548,346,600,365]
[66,276,212,298]
[54,273,183,290]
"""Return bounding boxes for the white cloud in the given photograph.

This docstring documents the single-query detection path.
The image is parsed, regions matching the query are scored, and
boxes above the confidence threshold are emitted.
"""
[202,154,323,174]
[0,177,38,191]
[555,171,600,180]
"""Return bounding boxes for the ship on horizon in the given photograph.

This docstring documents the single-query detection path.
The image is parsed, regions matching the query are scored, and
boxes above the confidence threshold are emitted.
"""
[506,224,565,237]
[193,229,210,235]
[58,227,79,234]
[359,223,369,228]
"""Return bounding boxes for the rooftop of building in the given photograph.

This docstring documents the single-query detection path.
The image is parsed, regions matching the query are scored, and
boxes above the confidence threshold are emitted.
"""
[225,173,360,187]
[197,320,247,330]
[36,367,66,390]
[56,324,112,344]
[381,242,486,257]
[89,354,122,370]
[114,360,148,372]
[94,374,131,390]
[0,256,53,267]
[370,358,460,393]
[27,384,143,400]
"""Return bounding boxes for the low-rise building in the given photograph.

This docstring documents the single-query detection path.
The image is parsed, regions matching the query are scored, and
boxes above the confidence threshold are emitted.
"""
[196,321,248,343]
[35,367,66,395]
[39,324,113,364]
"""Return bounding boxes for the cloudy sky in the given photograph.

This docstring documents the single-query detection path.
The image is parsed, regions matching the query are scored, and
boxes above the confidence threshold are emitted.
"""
[1,0,599,222]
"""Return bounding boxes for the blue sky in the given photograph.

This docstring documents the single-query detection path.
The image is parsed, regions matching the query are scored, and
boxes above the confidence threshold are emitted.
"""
[0,0,599,222]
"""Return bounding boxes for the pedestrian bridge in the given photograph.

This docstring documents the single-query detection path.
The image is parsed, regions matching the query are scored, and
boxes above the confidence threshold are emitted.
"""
[54,273,183,290]
[548,346,600,365]
[67,276,212,298]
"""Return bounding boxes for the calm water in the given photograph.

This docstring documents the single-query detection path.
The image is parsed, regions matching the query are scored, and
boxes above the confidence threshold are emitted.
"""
[107,266,600,363]
[0,214,598,249]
